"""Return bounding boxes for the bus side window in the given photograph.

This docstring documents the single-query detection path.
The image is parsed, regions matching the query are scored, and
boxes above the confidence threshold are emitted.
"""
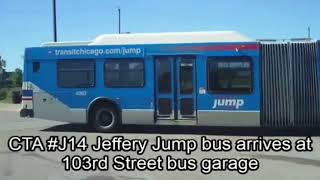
[57,60,95,88]
[33,62,40,73]
[104,59,145,88]
[207,56,253,94]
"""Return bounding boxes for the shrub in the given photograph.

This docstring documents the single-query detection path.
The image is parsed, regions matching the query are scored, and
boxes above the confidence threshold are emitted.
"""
[11,90,22,104]
[0,80,13,88]
[0,89,7,100]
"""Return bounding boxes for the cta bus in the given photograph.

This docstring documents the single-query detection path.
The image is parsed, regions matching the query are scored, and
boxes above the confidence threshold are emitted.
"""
[20,31,320,132]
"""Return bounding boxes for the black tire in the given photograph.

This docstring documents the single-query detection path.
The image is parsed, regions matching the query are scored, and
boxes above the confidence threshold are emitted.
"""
[91,106,118,133]
[20,109,28,117]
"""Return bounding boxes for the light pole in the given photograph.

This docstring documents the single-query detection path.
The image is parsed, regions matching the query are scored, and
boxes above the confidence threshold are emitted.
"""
[53,0,58,42]
[118,7,121,34]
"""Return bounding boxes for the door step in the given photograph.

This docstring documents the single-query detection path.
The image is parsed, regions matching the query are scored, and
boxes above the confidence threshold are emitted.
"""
[155,120,197,126]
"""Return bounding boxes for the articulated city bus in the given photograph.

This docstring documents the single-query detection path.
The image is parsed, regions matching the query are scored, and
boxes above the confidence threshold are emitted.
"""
[20,31,320,132]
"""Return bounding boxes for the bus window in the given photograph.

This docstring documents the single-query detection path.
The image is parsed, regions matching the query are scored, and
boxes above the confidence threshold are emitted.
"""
[207,56,253,93]
[180,60,194,94]
[33,62,40,72]
[57,60,95,88]
[157,59,172,93]
[104,59,144,88]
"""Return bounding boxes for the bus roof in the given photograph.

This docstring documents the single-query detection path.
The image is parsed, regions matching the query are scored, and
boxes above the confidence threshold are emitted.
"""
[41,31,254,47]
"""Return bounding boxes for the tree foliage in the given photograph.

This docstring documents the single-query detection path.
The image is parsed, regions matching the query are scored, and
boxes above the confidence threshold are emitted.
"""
[13,68,23,87]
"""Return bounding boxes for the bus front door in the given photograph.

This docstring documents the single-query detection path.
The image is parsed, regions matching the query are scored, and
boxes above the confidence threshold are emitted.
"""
[155,56,197,121]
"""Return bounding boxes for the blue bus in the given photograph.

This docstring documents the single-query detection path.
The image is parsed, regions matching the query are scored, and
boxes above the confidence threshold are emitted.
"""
[20,31,320,132]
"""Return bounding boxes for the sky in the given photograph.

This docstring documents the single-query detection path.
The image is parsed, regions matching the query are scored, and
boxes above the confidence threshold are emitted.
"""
[1,0,320,71]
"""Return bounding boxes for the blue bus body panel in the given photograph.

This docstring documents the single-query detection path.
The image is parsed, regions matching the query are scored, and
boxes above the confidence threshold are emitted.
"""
[24,42,260,124]
[318,40,320,80]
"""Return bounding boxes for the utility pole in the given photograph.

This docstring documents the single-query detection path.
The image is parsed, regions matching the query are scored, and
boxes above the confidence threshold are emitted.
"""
[53,0,58,42]
[308,26,311,39]
[118,7,121,34]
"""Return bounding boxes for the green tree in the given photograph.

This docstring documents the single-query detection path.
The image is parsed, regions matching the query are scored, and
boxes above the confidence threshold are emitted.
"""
[13,68,22,87]
[0,56,6,81]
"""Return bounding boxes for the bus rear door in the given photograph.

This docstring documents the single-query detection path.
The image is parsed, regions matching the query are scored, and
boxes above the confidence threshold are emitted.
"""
[154,56,197,122]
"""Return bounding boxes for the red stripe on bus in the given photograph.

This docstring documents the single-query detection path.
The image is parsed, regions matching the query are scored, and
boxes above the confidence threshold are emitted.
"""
[22,98,33,100]
[175,44,259,51]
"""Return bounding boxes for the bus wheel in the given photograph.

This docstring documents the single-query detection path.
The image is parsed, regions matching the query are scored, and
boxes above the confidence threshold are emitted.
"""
[92,107,118,133]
